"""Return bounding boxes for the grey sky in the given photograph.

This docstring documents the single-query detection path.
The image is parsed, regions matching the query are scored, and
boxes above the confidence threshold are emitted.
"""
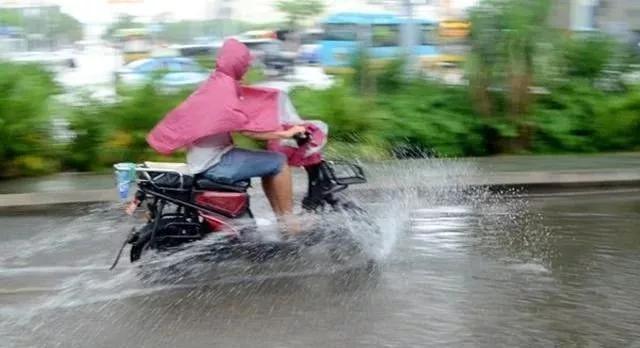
[33,0,476,24]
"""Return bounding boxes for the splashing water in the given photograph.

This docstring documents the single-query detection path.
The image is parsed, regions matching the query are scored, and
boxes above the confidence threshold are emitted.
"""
[0,157,559,348]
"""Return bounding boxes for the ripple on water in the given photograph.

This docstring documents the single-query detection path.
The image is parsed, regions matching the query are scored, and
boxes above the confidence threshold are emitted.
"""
[1,162,639,347]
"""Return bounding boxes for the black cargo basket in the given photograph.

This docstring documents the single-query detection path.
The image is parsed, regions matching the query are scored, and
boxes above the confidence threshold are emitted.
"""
[142,171,193,190]
[324,160,366,185]
[135,165,194,200]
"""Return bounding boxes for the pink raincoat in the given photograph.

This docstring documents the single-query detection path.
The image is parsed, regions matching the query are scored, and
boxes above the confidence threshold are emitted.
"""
[147,39,280,155]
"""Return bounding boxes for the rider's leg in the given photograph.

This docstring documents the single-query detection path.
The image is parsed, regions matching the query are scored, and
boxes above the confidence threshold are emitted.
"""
[262,167,302,236]
[202,148,299,234]
[261,164,293,216]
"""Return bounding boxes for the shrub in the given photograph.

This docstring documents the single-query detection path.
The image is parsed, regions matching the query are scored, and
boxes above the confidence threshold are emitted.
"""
[593,87,640,151]
[99,85,190,165]
[0,61,60,177]
[290,82,386,143]
[533,81,640,153]
[533,82,602,153]
[377,80,486,157]
[63,98,107,171]
[561,33,615,81]
[291,79,486,158]
[62,84,190,170]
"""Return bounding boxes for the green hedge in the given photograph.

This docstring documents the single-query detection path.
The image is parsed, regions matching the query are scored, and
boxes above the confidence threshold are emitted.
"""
[0,62,61,177]
[2,55,640,179]
[290,73,640,159]
[290,80,485,158]
[534,82,640,153]
[64,85,191,171]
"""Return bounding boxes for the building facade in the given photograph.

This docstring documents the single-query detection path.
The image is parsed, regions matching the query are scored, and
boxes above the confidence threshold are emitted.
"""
[595,0,640,44]
[551,0,640,47]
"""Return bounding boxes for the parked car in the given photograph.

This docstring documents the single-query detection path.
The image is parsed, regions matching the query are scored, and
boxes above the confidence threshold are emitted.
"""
[242,39,296,76]
[3,49,76,69]
[114,56,208,92]
[298,28,323,64]
[171,42,222,69]
[173,43,221,60]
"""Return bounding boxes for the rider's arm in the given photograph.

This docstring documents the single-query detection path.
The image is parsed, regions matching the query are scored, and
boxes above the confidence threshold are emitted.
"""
[240,125,306,141]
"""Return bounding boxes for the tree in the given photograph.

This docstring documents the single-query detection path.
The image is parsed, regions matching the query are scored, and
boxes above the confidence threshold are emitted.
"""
[48,12,83,45]
[275,0,325,30]
[562,33,615,82]
[0,62,60,177]
[467,0,551,152]
[102,14,141,41]
[0,9,22,27]
[1,8,82,47]
[156,19,252,43]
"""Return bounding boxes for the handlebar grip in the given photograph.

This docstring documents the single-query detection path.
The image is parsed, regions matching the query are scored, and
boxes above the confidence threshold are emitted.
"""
[293,131,311,146]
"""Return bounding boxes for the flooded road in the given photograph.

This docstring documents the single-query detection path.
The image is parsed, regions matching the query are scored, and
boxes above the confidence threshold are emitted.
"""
[1,188,639,347]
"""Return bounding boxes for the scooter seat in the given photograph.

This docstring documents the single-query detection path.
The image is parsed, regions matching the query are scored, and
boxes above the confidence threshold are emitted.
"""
[194,177,250,192]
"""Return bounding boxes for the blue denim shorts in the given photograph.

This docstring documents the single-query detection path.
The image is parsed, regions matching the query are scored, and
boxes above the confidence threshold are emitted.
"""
[201,148,285,184]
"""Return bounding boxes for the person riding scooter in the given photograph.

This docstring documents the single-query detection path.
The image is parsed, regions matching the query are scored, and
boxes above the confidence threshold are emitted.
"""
[147,39,305,234]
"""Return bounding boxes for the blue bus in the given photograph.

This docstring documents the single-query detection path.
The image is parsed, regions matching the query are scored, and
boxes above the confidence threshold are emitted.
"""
[318,12,439,70]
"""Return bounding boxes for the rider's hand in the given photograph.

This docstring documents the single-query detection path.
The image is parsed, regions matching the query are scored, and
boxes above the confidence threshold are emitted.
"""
[282,125,307,139]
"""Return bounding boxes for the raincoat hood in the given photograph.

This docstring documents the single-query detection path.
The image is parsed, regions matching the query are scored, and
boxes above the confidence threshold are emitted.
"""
[215,38,251,80]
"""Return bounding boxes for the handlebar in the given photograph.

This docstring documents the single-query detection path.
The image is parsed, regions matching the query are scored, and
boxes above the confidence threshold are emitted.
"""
[293,131,311,146]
